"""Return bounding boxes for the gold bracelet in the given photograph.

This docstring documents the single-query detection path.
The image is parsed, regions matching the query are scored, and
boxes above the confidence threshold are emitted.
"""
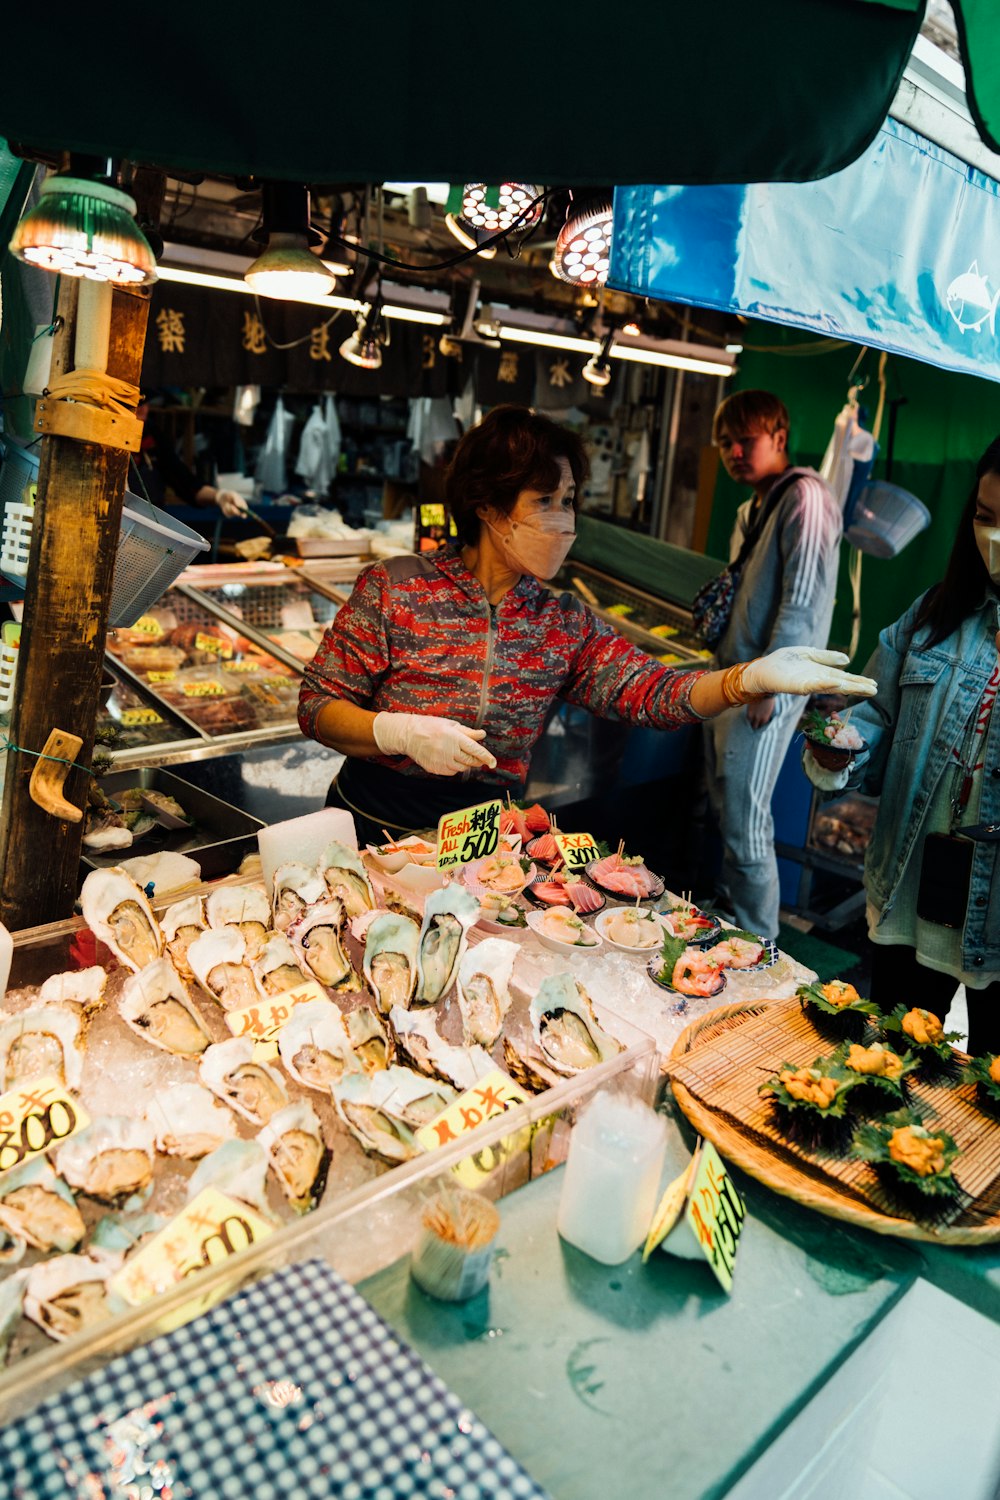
[720,661,769,706]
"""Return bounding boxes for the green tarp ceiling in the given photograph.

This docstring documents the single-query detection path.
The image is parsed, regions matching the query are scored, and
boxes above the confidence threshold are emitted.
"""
[0,2,943,186]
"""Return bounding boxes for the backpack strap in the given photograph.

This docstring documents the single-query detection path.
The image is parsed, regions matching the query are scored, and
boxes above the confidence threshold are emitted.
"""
[731,468,802,572]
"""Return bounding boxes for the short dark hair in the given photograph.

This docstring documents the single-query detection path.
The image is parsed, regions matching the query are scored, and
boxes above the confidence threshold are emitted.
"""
[444,405,589,547]
[712,389,790,444]
[915,434,998,648]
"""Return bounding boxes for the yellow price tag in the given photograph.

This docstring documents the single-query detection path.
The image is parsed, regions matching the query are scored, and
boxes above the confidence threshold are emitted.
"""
[110,1186,274,1308]
[147,670,177,684]
[195,632,233,659]
[436,799,502,871]
[552,832,598,873]
[643,1156,698,1262]
[222,660,260,674]
[683,1140,745,1292]
[0,1074,90,1175]
[417,1068,530,1186]
[182,680,227,698]
[260,676,293,690]
[120,707,164,727]
[225,979,328,1043]
[132,615,165,638]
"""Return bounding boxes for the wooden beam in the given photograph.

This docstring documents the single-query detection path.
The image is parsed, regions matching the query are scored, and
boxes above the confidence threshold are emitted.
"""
[0,278,151,929]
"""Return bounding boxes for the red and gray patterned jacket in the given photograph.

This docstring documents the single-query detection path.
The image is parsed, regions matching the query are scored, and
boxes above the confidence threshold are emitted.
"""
[298,551,706,789]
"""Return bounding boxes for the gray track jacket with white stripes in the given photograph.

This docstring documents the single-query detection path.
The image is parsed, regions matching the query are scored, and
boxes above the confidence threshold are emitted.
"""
[716,466,842,670]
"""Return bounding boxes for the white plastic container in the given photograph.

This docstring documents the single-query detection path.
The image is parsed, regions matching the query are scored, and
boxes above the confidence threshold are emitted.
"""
[557,1090,668,1265]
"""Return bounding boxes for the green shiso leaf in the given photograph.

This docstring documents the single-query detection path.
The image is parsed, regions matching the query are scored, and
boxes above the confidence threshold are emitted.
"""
[963,1055,1000,1098]
[796,981,879,1018]
[882,1004,963,1055]
[851,1109,960,1194]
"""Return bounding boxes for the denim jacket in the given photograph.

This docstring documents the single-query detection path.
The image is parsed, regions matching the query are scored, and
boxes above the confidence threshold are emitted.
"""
[840,589,1000,972]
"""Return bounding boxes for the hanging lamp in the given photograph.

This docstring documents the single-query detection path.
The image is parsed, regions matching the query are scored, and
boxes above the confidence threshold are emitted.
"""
[9,172,157,284]
[245,183,336,300]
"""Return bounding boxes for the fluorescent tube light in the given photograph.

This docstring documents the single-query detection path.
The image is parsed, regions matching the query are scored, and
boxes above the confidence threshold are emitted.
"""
[495,323,734,377]
[156,264,449,324]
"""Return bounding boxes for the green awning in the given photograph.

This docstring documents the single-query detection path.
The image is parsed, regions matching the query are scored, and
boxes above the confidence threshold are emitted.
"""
[0,3,924,185]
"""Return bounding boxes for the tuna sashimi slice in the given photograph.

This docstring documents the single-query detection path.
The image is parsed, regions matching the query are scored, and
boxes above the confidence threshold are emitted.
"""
[523,803,551,834]
[530,881,572,906]
[566,882,602,913]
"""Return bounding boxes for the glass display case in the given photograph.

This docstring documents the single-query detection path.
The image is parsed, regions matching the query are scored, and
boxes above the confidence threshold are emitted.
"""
[551,561,711,663]
[179,572,344,666]
[96,666,201,758]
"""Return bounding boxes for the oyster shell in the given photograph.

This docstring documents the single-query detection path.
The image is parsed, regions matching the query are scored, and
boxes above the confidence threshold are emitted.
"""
[363,913,420,1014]
[253,933,308,997]
[199,1038,289,1126]
[416,883,480,1006]
[80,867,164,972]
[276,999,355,1091]
[187,1138,271,1217]
[529,974,622,1075]
[271,862,326,932]
[118,958,213,1058]
[502,1036,564,1095]
[25,1254,113,1342]
[143,1083,238,1159]
[456,937,518,1048]
[257,1100,330,1212]
[55,1116,157,1205]
[290,901,355,991]
[206,883,271,961]
[0,1005,83,1092]
[388,1006,495,1091]
[89,1210,165,1265]
[38,966,108,1012]
[332,1069,428,1163]
[346,1007,393,1074]
[188,928,264,1011]
[161,894,207,979]
[0,1270,27,1361]
[318,840,376,918]
[0,1158,85,1252]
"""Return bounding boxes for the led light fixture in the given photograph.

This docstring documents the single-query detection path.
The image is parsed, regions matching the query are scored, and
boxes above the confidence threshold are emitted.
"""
[582,332,615,387]
[457,183,543,235]
[245,183,336,301]
[550,197,613,287]
[340,303,385,369]
[9,173,157,284]
[443,213,497,259]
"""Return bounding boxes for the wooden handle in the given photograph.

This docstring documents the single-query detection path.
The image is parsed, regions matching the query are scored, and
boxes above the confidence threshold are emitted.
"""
[28,729,84,823]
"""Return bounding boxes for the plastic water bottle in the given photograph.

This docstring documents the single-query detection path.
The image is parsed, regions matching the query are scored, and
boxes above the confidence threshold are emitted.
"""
[557,1090,668,1265]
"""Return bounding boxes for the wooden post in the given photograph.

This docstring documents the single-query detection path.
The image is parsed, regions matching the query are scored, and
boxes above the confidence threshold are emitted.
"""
[0,277,151,929]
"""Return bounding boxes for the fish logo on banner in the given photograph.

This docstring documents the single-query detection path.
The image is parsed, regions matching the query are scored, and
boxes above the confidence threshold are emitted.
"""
[945,262,1000,336]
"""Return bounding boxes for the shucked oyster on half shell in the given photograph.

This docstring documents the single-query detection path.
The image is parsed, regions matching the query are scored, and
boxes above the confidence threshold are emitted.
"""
[118,957,213,1059]
[529,974,623,1076]
[144,1082,238,1159]
[346,1007,393,1075]
[276,999,355,1092]
[0,1005,84,1092]
[187,1138,271,1218]
[290,900,355,992]
[257,1100,330,1213]
[271,862,326,933]
[206,883,271,962]
[363,913,420,1014]
[187,928,264,1011]
[253,933,308,998]
[0,1158,86,1253]
[415,883,480,1007]
[200,1038,289,1127]
[456,937,518,1049]
[38,966,108,1013]
[331,1068,440,1164]
[55,1116,157,1206]
[161,894,207,980]
[80,868,164,973]
[24,1254,114,1342]
[388,1006,495,1092]
[318,840,376,919]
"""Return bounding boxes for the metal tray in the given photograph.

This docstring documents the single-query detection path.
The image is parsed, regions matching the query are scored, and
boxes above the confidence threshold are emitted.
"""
[80,767,263,880]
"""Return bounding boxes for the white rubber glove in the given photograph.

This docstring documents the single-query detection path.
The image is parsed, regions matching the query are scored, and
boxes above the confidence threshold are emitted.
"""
[741,647,878,700]
[214,488,250,517]
[373,712,497,777]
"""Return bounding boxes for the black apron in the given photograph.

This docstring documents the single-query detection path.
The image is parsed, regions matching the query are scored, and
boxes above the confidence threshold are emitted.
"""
[326,758,520,849]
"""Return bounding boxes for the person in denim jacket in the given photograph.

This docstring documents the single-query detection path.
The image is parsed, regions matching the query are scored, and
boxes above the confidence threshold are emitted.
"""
[805,437,1000,1054]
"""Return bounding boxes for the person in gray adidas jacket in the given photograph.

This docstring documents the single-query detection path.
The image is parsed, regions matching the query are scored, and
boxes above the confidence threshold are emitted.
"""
[705,389,843,937]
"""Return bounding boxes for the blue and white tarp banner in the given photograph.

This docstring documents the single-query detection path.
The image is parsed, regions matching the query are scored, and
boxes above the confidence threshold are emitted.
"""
[610,118,1000,384]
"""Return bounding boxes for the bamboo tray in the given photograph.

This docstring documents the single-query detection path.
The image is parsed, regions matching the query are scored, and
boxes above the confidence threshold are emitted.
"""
[668,997,1000,1244]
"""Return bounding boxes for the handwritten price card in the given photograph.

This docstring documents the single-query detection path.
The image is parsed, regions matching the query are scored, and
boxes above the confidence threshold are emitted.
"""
[120,707,164,728]
[225,979,327,1043]
[437,799,502,871]
[194,633,233,659]
[182,680,227,698]
[147,670,177,684]
[417,1068,530,1188]
[111,1187,273,1307]
[131,616,164,639]
[552,832,598,873]
[0,1074,90,1174]
[644,1139,745,1292]
[222,659,260,674]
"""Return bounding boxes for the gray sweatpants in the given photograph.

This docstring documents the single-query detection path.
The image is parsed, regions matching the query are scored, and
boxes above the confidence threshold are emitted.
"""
[703,697,802,939]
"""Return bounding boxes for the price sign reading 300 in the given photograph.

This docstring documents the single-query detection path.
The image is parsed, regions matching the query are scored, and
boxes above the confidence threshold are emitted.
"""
[0,1074,90,1174]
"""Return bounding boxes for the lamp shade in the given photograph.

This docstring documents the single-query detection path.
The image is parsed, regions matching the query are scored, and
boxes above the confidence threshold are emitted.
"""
[457,183,542,235]
[245,232,337,300]
[9,175,157,284]
[582,354,612,386]
[550,199,613,286]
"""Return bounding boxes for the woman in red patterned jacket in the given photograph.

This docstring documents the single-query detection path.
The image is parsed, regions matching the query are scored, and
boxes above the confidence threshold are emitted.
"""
[299,406,875,844]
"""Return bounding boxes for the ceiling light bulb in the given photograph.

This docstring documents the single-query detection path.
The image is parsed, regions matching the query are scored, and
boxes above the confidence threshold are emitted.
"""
[340,306,385,369]
[9,174,157,285]
[551,200,614,287]
[457,182,542,236]
[621,321,641,337]
[245,232,337,300]
[582,355,611,387]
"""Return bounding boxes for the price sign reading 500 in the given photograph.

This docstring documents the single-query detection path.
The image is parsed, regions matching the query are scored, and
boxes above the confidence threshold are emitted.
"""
[436,798,502,870]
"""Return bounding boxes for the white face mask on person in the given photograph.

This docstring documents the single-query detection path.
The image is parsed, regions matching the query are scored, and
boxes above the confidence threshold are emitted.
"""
[485,509,576,580]
[974,522,1000,583]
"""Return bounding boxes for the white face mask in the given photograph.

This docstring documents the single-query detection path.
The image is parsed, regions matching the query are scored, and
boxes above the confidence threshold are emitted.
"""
[485,509,576,580]
[974,522,1000,583]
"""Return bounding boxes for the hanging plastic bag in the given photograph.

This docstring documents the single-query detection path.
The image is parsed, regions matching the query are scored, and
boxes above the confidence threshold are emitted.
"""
[295,403,333,494]
[255,395,294,495]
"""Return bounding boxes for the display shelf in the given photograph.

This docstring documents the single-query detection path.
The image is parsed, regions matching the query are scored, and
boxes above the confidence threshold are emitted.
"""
[552,560,710,663]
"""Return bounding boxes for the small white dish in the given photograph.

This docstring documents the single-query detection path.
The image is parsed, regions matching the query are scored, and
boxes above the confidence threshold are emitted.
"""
[366,835,438,874]
[594,907,670,954]
[525,908,603,955]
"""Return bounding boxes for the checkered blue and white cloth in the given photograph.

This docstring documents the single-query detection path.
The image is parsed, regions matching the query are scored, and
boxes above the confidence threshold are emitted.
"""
[0,1259,550,1499]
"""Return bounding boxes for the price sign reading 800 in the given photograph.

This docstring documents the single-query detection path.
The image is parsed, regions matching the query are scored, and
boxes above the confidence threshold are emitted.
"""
[0,1075,90,1174]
